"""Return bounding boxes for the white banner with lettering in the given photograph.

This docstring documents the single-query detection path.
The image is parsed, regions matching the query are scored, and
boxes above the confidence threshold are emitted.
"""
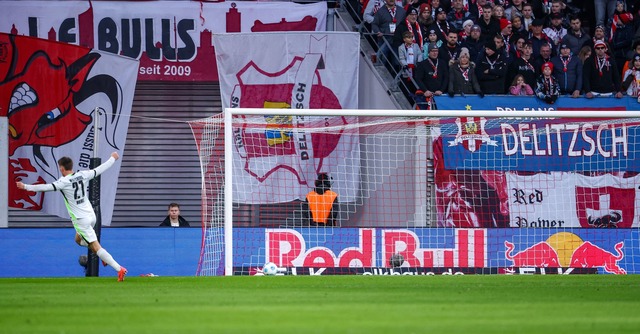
[214,32,360,203]
[507,172,640,228]
[0,1,327,81]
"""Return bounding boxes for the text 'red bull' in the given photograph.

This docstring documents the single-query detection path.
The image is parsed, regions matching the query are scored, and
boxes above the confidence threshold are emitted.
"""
[266,229,487,268]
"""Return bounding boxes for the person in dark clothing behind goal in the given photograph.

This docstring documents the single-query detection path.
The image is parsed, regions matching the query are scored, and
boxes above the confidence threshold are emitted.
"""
[302,173,339,226]
[159,203,191,227]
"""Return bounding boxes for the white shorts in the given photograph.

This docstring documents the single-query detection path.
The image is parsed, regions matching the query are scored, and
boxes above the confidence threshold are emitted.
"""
[72,215,97,244]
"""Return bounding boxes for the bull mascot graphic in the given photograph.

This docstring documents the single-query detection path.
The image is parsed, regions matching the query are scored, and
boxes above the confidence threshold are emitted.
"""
[1,34,123,211]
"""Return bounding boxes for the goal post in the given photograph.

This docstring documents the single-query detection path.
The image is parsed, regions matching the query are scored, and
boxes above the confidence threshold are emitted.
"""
[190,108,640,276]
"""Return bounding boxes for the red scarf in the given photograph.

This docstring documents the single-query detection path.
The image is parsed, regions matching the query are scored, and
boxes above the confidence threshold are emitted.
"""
[596,55,611,77]
[459,65,470,81]
[561,55,571,73]
[406,19,424,50]
[388,5,397,23]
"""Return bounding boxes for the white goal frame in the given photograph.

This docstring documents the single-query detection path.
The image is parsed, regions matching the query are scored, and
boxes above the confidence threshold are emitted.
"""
[222,108,640,275]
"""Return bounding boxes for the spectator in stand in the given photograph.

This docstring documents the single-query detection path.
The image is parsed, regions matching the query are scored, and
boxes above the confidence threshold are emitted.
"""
[363,0,385,27]
[505,0,526,21]
[430,7,451,44]
[478,4,500,42]
[507,40,538,90]
[476,39,508,94]
[609,2,635,74]
[447,0,475,31]
[436,0,452,13]
[560,16,590,56]
[544,13,567,52]
[392,7,423,51]
[414,43,449,98]
[372,0,407,65]
[583,40,624,98]
[468,0,491,20]
[621,41,640,74]
[585,25,611,52]
[534,43,554,70]
[480,34,510,65]
[544,0,568,28]
[425,29,443,51]
[399,30,423,79]
[159,203,191,227]
[511,36,527,59]
[530,0,552,19]
[536,62,561,103]
[492,4,506,20]
[430,0,442,17]
[448,47,483,96]
[418,3,434,40]
[462,25,484,60]
[510,15,527,41]
[439,30,462,65]
[595,0,618,27]
[551,43,583,97]
[529,19,553,58]
[578,45,592,64]
[509,74,535,95]
[499,18,515,63]
[521,3,536,32]
[622,54,640,100]
[459,19,474,42]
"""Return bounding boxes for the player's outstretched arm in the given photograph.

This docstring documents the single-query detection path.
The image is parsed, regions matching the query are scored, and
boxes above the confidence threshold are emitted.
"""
[16,181,56,192]
[91,151,120,178]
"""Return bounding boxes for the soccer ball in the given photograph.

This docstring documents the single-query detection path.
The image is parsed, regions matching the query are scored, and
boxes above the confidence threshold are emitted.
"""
[389,253,404,268]
[262,262,278,275]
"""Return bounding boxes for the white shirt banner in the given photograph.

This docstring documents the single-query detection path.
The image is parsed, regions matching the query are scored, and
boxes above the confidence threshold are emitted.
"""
[213,32,360,203]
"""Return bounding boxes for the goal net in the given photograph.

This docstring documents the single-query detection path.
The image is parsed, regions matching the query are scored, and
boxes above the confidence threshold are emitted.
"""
[189,109,640,276]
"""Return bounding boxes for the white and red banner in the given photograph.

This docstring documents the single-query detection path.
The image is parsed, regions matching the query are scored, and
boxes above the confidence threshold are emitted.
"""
[506,172,640,228]
[2,33,138,226]
[213,32,360,203]
[0,1,327,81]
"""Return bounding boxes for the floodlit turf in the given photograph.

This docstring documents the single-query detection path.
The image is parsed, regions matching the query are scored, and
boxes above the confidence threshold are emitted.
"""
[0,275,639,334]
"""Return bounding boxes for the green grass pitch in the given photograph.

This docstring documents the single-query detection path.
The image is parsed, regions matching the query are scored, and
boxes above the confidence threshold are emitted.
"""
[0,275,639,334]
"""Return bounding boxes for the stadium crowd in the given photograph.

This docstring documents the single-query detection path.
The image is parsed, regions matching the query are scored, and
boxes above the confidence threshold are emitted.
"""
[352,0,640,105]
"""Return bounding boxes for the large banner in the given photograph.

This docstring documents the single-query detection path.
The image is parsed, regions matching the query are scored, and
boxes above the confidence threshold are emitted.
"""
[0,1,327,81]
[230,228,636,275]
[441,114,638,172]
[1,33,138,225]
[214,32,360,203]
[434,96,640,228]
[506,173,640,228]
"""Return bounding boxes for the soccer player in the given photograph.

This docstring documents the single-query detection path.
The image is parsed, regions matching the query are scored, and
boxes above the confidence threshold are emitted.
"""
[16,152,127,281]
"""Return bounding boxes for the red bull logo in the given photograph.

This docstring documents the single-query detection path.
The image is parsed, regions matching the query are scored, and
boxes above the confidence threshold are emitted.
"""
[505,232,626,274]
[265,228,487,268]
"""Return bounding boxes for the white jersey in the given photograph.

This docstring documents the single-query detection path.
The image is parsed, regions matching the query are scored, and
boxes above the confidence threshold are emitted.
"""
[24,157,116,221]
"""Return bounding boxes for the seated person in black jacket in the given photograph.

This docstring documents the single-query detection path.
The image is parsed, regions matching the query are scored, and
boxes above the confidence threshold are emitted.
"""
[159,203,190,227]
